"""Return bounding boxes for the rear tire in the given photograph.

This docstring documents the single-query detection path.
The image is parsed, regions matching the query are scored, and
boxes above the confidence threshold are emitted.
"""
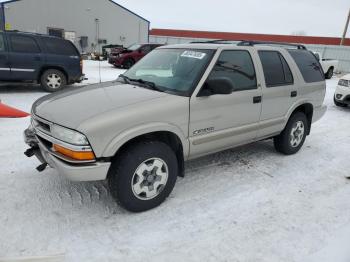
[108,140,178,212]
[274,112,308,155]
[40,69,67,92]
[325,67,334,79]
[334,96,347,107]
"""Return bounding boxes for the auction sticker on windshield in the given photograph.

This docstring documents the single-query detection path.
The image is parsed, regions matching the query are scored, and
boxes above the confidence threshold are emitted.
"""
[181,51,206,60]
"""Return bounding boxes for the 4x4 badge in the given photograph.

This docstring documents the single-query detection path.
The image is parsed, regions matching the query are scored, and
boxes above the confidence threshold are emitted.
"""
[193,127,215,136]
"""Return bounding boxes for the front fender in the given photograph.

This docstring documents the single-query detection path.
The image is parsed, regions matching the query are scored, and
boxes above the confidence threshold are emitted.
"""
[102,122,189,159]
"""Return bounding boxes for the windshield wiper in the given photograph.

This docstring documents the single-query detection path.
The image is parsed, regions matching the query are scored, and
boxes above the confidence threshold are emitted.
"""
[118,75,164,92]
[118,74,131,84]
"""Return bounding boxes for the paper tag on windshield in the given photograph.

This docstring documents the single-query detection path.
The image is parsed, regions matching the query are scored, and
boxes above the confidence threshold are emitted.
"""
[181,51,206,60]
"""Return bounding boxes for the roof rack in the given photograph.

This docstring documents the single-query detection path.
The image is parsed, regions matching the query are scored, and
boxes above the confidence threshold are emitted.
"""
[237,40,307,50]
[190,39,239,44]
[190,39,307,50]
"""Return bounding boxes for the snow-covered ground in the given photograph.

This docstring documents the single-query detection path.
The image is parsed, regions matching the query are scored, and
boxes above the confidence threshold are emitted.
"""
[0,62,349,262]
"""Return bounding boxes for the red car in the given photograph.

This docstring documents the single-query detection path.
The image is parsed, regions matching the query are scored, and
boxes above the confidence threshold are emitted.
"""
[108,43,163,69]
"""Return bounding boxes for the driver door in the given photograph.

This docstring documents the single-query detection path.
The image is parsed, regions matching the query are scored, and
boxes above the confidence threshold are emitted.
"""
[189,49,262,158]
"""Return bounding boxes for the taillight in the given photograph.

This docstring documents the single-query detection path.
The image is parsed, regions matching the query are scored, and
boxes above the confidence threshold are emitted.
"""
[80,58,83,73]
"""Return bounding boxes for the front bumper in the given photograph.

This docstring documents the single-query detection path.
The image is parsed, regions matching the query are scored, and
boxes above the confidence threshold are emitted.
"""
[24,127,110,181]
[334,85,350,104]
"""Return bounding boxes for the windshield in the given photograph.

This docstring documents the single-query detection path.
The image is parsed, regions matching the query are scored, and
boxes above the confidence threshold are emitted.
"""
[122,48,215,96]
[127,44,142,51]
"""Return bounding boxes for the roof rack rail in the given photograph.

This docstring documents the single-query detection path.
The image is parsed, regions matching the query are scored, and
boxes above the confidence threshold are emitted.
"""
[190,39,240,44]
[237,40,307,50]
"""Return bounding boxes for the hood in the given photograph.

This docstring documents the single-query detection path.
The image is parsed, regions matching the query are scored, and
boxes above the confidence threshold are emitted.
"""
[341,74,350,80]
[32,81,169,129]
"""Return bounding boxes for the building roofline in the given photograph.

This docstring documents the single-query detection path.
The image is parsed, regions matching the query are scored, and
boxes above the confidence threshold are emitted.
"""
[150,28,350,46]
[1,0,150,23]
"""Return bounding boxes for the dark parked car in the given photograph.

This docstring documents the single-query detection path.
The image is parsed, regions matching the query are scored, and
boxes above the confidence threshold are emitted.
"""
[108,43,163,69]
[0,31,84,92]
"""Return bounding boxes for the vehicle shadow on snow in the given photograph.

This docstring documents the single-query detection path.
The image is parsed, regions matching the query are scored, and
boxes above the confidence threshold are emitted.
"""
[185,140,278,175]
[0,83,45,94]
[38,140,278,215]
[0,83,83,94]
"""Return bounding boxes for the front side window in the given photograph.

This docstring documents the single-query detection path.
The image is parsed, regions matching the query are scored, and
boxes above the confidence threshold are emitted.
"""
[140,45,152,54]
[207,50,257,91]
[122,48,215,96]
[259,51,294,87]
[288,49,324,83]
[10,35,41,53]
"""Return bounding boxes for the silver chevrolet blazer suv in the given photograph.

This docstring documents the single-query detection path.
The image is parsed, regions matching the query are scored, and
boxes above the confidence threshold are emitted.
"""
[24,40,327,212]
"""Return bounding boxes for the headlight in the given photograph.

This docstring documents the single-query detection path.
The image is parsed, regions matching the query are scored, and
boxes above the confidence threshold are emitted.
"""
[51,125,89,145]
[338,79,350,87]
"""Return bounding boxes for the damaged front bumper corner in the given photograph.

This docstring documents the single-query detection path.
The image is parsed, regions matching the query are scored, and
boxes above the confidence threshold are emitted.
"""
[23,127,110,181]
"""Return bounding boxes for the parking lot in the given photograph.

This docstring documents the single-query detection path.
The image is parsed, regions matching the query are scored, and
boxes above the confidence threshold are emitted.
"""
[0,61,349,261]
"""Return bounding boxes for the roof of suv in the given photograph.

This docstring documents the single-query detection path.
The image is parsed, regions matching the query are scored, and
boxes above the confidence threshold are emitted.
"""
[3,30,63,39]
[159,40,307,51]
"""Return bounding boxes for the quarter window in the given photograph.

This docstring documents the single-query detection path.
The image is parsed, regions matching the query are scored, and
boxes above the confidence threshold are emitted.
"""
[208,50,257,91]
[10,35,41,53]
[258,51,294,87]
[288,49,324,83]
[43,38,79,56]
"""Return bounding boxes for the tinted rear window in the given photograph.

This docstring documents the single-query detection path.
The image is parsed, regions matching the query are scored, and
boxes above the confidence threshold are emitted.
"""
[43,38,78,56]
[10,35,41,53]
[288,49,324,83]
[258,51,294,87]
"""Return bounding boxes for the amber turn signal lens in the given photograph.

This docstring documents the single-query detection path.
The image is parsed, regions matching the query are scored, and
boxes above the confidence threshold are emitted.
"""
[53,144,95,161]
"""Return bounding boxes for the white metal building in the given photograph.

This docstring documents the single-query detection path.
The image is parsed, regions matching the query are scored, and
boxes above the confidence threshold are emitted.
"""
[0,0,150,52]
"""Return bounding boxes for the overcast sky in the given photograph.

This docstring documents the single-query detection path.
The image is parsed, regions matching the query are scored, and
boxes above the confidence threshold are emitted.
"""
[0,0,348,37]
[116,0,349,37]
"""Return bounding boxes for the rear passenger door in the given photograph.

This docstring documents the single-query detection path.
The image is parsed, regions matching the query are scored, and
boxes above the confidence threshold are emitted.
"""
[8,34,43,80]
[257,50,295,138]
[0,33,10,80]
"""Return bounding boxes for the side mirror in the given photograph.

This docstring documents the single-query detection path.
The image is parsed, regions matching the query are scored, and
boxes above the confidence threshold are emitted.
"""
[138,49,142,53]
[198,77,234,97]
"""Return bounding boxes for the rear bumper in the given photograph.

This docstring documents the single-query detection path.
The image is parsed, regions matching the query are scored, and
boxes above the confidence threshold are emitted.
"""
[24,128,110,182]
[70,74,85,84]
[312,105,327,123]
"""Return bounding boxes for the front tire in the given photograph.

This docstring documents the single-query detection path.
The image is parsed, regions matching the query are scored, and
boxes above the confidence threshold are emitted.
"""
[40,69,67,92]
[274,112,308,155]
[108,141,178,212]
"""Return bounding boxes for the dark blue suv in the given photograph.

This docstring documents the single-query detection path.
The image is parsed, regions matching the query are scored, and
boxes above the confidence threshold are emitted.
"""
[0,31,83,92]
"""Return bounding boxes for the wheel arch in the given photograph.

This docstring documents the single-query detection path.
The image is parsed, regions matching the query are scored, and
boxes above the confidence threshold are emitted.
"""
[286,102,314,135]
[38,66,68,83]
[104,125,189,178]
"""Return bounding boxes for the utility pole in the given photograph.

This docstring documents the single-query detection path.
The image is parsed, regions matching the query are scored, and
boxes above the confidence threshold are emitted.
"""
[340,8,350,45]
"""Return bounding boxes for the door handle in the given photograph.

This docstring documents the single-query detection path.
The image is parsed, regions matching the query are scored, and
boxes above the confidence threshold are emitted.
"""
[291,91,297,97]
[253,96,262,104]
